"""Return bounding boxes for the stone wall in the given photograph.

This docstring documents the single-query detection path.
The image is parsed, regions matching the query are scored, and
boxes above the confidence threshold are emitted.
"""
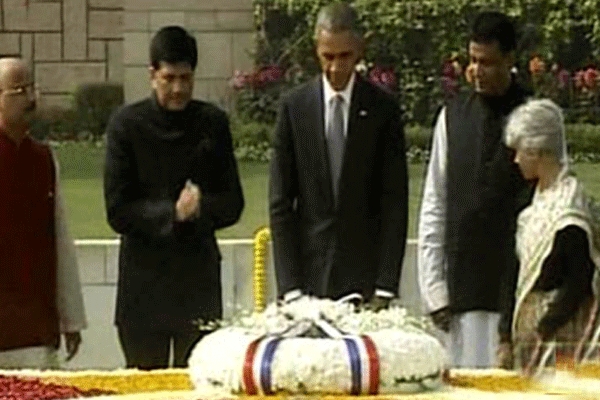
[0,0,123,108]
[0,0,255,110]
[123,0,254,108]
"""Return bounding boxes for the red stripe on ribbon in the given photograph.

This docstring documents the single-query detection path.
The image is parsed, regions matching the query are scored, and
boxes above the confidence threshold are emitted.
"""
[242,338,261,395]
[362,335,380,394]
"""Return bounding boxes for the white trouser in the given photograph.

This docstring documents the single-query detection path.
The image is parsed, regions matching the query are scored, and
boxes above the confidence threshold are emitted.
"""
[0,346,59,369]
[441,311,501,368]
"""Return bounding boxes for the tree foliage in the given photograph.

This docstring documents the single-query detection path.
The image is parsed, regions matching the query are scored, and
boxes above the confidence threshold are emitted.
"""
[237,0,600,125]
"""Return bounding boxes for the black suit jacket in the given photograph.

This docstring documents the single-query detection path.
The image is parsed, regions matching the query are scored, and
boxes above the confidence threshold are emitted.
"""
[269,74,408,300]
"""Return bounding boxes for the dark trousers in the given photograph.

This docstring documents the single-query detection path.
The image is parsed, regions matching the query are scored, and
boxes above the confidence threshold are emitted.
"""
[117,326,210,370]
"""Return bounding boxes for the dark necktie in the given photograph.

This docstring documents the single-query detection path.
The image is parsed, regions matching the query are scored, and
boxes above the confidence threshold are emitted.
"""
[327,95,346,204]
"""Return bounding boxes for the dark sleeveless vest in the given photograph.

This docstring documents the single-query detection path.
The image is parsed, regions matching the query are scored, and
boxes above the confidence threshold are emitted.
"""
[445,83,533,313]
[0,133,60,351]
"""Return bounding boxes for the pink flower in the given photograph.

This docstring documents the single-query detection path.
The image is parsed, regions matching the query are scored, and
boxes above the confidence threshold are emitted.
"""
[368,66,397,90]
[583,67,598,89]
[229,70,249,90]
[254,64,284,88]
[230,65,284,90]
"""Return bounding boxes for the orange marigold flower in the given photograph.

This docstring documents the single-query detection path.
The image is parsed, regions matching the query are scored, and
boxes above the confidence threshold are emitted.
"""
[529,56,546,75]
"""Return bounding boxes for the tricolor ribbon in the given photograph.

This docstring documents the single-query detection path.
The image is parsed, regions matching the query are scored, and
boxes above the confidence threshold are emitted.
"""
[242,335,282,395]
[342,335,379,395]
[241,318,380,395]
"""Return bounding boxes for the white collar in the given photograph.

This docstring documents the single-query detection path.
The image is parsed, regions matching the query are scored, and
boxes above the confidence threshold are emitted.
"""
[322,73,356,105]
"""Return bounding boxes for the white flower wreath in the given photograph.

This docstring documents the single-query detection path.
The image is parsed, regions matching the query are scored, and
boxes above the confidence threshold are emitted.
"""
[188,298,448,395]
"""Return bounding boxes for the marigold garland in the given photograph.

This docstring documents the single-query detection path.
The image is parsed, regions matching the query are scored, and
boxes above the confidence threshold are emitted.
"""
[446,374,538,392]
[574,362,600,379]
[11,368,600,397]
[40,371,193,395]
[252,225,271,313]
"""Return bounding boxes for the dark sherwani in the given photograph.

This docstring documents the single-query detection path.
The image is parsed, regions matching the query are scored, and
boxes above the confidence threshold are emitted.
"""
[104,96,244,332]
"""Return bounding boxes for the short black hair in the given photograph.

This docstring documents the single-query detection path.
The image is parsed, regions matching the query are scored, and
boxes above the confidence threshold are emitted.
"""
[314,2,363,39]
[469,11,517,54]
[150,26,198,70]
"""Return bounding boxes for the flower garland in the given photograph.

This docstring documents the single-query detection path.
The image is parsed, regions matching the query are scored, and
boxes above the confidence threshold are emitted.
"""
[189,298,448,396]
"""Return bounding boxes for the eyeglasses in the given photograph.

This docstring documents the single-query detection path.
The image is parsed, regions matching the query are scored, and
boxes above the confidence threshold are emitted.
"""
[0,82,37,96]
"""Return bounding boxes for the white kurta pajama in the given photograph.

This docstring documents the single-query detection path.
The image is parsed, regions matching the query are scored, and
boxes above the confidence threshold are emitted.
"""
[418,108,500,368]
[0,154,87,369]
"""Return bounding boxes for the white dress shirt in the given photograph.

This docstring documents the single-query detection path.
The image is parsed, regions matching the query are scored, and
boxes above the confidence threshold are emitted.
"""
[53,153,88,334]
[284,73,394,303]
[417,108,450,313]
[323,72,355,136]
[418,108,504,369]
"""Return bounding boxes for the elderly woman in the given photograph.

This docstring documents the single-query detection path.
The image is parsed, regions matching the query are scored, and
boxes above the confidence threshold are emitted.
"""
[497,98,600,370]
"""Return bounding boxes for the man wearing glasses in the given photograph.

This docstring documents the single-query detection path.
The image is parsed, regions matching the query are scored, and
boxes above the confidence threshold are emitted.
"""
[0,57,87,368]
[103,26,244,369]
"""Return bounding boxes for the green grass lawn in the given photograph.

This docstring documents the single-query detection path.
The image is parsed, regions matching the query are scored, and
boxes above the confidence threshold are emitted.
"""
[54,142,600,239]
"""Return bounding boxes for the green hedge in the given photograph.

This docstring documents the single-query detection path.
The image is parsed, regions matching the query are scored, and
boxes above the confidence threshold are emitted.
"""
[231,120,600,163]
[30,83,124,141]
[406,123,600,154]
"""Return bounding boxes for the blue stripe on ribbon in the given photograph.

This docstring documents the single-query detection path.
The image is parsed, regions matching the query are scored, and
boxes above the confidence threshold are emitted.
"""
[259,337,282,394]
[343,337,362,395]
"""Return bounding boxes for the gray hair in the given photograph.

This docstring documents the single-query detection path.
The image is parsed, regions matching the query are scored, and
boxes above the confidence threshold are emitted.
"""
[504,98,568,164]
[314,2,363,39]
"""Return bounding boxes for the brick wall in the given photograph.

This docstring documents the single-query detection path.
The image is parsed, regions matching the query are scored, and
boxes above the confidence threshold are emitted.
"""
[0,0,255,110]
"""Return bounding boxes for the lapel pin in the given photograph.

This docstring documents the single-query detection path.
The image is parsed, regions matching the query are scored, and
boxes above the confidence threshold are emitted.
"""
[359,110,368,117]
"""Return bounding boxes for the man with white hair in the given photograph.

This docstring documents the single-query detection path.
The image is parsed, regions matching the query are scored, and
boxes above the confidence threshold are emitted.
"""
[417,12,533,368]
[498,99,600,370]
[0,57,86,368]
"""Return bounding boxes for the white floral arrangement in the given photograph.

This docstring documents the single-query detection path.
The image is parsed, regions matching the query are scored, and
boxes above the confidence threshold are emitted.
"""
[188,297,448,395]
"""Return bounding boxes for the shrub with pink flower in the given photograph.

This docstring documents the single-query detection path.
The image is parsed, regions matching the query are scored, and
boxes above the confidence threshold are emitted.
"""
[441,58,463,98]
[583,67,599,89]
[229,63,297,125]
[574,70,586,89]
[254,64,284,88]
[230,70,249,90]
[573,67,599,91]
[368,66,398,91]
[229,64,285,91]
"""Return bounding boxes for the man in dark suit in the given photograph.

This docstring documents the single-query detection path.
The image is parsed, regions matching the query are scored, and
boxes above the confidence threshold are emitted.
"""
[103,26,244,369]
[269,2,408,309]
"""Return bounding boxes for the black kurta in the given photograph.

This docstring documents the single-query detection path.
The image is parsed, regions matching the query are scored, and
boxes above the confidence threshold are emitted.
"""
[499,225,595,342]
[104,95,244,332]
